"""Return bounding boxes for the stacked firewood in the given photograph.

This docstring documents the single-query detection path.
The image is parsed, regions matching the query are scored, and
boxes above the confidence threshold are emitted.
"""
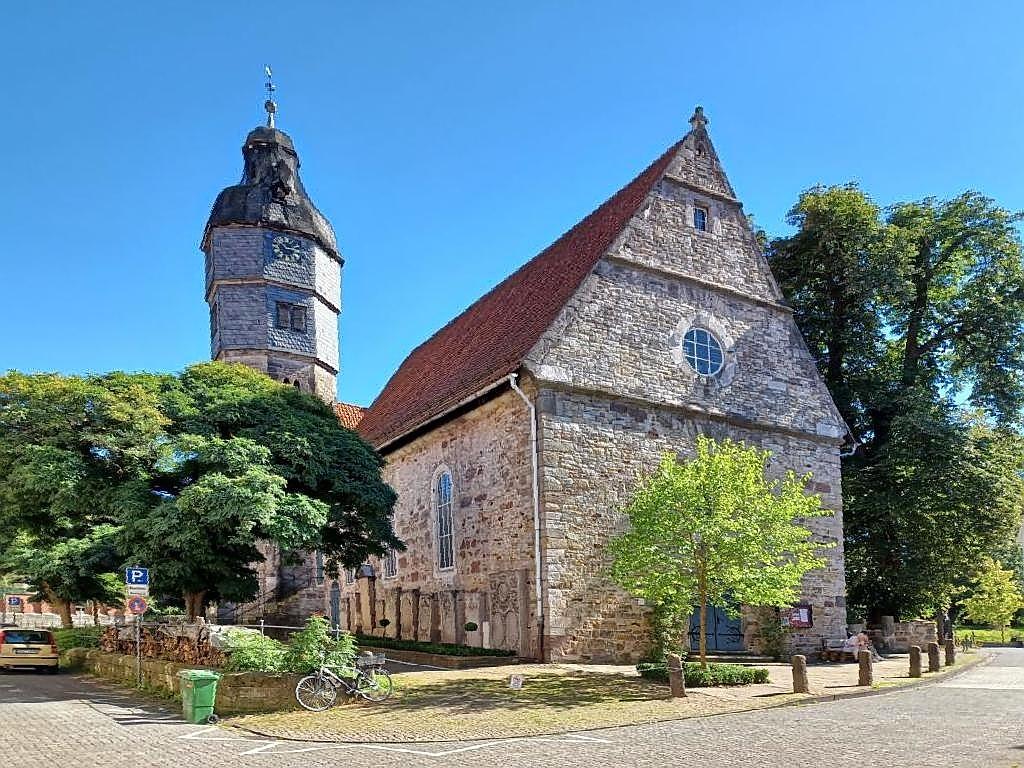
[97,623,225,667]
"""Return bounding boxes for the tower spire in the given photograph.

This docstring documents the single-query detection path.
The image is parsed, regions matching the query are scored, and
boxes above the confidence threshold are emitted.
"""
[264,65,277,128]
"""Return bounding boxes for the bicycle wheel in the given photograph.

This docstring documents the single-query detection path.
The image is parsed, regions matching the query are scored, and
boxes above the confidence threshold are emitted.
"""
[295,674,339,711]
[356,667,393,702]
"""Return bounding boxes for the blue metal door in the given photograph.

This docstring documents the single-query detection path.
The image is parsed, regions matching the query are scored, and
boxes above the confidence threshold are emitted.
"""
[688,605,744,652]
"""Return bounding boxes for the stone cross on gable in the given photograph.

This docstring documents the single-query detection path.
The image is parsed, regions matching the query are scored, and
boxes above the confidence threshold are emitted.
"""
[689,105,709,131]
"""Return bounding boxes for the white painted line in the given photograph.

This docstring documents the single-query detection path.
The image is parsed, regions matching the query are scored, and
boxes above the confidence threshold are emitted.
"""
[179,727,254,742]
[239,741,285,755]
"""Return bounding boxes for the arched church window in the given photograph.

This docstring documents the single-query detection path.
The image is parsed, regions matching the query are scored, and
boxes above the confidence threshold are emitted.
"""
[683,327,724,376]
[383,548,398,579]
[435,471,455,570]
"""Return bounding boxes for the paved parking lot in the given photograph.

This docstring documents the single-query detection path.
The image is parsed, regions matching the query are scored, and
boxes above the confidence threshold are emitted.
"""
[3,649,1023,767]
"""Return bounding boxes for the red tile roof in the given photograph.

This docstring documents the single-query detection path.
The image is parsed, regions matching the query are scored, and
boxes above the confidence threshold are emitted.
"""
[334,401,366,430]
[358,140,683,449]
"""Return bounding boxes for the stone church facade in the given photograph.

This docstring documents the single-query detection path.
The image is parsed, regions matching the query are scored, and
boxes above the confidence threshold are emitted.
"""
[203,105,849,661]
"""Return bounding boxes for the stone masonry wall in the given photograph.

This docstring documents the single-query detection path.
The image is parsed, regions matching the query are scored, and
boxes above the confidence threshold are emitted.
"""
[339,388,540,657]
[535,387,847,662]
[523,136,848,661]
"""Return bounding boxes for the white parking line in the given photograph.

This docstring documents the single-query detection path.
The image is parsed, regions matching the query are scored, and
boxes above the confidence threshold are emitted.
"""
[179,726,614,758]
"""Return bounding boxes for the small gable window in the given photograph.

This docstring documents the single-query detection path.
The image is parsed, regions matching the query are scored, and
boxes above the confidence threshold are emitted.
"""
[683,327,724,376]
[275,302,307,332]
[693,206,708,232]
[435,471,455,571]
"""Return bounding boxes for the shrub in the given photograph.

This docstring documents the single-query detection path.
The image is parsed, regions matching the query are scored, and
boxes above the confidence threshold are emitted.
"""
[355,634,515,657]
[281,616,357,674]
[222,630,287,672]
[53,627,103,650]
[636,661,769,687]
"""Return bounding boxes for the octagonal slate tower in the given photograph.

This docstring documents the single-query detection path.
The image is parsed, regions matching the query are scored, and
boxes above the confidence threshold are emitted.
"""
[202,121,341,402]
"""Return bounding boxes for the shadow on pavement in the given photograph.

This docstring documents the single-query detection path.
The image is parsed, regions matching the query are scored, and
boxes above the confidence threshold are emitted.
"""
[0,669,183,726]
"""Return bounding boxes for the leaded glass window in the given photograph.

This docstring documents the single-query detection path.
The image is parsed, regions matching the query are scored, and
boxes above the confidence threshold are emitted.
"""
[383,548,398,579]
[435,471,455,570]
[683,327,724,376]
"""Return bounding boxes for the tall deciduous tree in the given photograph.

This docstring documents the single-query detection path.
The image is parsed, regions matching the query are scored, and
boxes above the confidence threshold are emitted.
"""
[962,559,1024,642]
[769,187,1024,620]
[0,363,401,623]
[609,438,831,666]
[0,371,165,626]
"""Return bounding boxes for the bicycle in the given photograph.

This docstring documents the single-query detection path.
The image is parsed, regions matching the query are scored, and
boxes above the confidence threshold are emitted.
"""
[294,652,393,711]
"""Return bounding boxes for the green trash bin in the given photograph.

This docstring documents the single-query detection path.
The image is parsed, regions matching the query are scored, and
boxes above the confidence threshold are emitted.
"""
[178,669,222,724]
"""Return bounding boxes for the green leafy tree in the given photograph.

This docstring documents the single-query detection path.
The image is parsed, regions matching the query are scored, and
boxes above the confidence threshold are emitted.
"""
[0,371,165,625]
[768,187,1024,620]
[0,363,400,623]
[609,438,831,666]
[962,559,1024,642]
[121,362,400,619]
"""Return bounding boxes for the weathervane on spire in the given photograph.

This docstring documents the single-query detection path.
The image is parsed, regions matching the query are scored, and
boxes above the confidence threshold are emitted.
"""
[264,65,278,128]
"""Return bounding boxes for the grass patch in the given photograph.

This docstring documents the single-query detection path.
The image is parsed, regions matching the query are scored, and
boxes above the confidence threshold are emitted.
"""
[636,661,769,687]
[955,626,1024,645]
[355,634,516,657]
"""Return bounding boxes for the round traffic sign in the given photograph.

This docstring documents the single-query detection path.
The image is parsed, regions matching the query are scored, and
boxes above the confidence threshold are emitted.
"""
[127,596,148,615]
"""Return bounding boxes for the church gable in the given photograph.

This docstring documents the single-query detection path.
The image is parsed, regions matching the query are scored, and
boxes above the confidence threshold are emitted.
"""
[525,111,846,442]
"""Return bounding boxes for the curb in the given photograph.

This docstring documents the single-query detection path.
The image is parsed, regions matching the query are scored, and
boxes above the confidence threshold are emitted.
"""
[223,651,991,746]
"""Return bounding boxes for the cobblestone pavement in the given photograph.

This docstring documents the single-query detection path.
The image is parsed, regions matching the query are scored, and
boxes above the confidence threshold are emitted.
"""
[2,649,1022,767]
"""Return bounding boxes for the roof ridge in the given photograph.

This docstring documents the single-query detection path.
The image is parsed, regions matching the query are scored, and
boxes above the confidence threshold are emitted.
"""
[359,136,686,448]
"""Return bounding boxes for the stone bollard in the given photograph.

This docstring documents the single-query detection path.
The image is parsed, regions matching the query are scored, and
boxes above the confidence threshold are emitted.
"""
[857,649,873,686]
[909,645,922,677]
[666,653,686,698]
[791,654,809,693]
[927,642,941,672]
[944,638,956,666]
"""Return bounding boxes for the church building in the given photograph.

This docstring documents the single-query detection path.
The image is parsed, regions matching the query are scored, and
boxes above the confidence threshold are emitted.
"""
[202,99,850,662]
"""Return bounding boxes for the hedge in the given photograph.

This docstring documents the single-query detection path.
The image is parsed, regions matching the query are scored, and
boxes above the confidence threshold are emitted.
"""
[354,634,516,657]
[637,661,769,687]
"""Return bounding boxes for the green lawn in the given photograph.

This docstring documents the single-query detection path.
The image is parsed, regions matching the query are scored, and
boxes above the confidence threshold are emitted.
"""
[955,626,1024,644]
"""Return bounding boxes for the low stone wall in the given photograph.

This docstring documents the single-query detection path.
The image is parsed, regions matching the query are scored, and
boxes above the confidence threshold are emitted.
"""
[62,649,304,714]
[362,645,517,670]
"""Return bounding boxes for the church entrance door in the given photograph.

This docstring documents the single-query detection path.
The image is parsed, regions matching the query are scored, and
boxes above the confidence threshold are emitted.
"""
[688,605,744,653]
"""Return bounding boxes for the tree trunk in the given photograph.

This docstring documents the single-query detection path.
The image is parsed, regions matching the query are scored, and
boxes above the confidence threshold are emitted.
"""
[184,591,207,622]
[42,584,73,628]
[91,600,100,626]
[698,562,709,669]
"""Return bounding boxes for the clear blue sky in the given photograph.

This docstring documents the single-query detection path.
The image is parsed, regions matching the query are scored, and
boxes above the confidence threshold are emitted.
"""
[3,2,1022,406]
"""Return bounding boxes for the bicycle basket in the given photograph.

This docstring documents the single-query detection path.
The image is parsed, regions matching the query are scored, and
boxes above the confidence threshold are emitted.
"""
[356,652,386,667]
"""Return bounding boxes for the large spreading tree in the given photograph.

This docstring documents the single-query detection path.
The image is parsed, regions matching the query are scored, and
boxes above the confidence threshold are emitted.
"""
[0,371,165,625]
[0,362,400,623]
[768,186,1024,620]
[609,438,831,666]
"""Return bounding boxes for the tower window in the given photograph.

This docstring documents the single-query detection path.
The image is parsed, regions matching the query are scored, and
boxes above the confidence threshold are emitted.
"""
[275,302,307,332]
[693,206,709,232]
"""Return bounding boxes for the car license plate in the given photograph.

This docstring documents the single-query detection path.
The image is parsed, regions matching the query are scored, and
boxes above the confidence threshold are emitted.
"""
[14,648,39,654]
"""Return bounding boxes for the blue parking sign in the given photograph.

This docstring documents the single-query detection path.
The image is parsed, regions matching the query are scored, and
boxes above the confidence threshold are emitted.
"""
[125,567,149,586]
[7,596,21,607]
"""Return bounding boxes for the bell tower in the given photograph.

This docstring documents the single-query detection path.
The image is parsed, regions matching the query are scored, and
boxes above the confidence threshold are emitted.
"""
[202,73,341,402]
